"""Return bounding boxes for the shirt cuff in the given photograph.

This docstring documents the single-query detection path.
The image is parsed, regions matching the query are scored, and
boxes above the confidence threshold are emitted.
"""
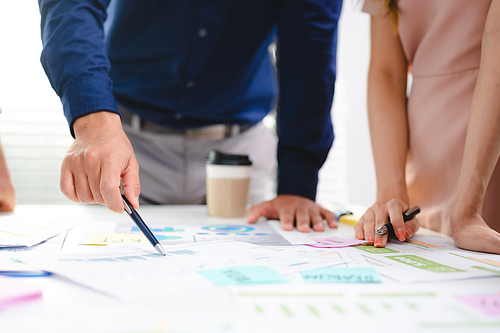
[61,77,120,137]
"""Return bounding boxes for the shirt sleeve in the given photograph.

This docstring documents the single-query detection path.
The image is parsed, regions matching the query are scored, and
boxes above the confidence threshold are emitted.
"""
[275,0,342,200]
[39,0,119,137]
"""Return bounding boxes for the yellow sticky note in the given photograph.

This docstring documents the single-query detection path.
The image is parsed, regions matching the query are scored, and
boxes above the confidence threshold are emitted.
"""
[84,233,148,245]
[338,214,360,226]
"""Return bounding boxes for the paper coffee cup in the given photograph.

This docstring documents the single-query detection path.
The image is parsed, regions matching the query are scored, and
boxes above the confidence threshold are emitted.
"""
[206,150,252,218]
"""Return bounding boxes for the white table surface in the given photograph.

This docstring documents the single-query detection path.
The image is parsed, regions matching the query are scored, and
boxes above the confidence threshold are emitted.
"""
[1,204,499,333]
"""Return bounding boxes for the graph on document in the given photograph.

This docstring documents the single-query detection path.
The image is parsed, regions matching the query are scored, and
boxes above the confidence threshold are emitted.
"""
[115,223,293,246]
[18,242,265,301]
[353,236,500,283]
[236,290,500,332]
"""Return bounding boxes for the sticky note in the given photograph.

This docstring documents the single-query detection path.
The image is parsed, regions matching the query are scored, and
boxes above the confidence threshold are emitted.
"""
[338,214,360,226]
[307,237,366,248]
[456,294,500,316]
[199,265,289,285]
[301,267,381,283]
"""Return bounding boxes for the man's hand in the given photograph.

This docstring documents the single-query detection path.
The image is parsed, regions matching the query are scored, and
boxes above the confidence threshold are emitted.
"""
[247,194,337,232]
[60,111,140,213]
[451,213,500,255]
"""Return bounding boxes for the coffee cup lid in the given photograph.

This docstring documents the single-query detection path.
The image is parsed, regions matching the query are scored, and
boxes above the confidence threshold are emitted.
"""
[206,150,252,166]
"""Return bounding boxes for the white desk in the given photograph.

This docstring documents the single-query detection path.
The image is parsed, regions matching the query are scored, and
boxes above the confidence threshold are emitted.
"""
[1,205,499,333]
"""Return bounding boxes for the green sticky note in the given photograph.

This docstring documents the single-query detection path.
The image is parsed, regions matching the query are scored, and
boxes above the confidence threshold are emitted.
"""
[386,255,465,273]
[355,245,399,254]
[199,265,289,285]
[301,267,381,283]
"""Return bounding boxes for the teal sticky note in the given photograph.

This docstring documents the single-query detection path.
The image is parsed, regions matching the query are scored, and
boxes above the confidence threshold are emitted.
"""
[199,265,289,285]
[301,267,381,283]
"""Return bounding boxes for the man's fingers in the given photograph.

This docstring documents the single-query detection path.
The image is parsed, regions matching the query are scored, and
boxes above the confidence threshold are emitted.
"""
[60,164,79,203]
[247,201,279,224]
[295,207,311,233]
[247,205,263,224]
[278,206,295,231]
[121,158,141,209]
[310,210,325,232]
[320,208,338,228]
[74,173,95,204]
[84,151,105,205]
[100,157,126,213]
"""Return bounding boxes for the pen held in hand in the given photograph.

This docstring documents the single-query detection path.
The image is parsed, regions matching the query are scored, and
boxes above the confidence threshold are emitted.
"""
[375,206,421,236]
[121,194,166,256]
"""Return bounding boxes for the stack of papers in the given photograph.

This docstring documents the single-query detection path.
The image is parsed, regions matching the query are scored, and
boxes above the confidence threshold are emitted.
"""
[0,215,77,248]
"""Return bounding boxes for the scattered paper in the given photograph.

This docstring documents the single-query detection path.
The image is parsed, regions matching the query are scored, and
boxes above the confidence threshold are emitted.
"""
[113,221,302,246]
[301,267,381,283]
[356,236,500,283]
[199,266,288,286]
[267,221,316,244]
[307,237,365,248]
[0,276,42,309]
[83,233,148,245]
[456,294,500,317]
[0,215,78,248]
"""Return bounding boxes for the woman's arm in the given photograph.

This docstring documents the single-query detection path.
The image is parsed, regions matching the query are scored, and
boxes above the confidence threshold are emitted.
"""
[451,0,500,254]
[354,13,416,247]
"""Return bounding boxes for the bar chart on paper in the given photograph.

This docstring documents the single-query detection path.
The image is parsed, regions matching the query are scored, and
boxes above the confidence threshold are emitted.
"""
[354,236,500,283]
[113,222,302,246]
[236,290,500,332]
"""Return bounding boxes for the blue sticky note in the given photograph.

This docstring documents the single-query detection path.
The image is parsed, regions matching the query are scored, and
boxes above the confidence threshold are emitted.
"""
[199,265,289,285]
[301,267,381,283]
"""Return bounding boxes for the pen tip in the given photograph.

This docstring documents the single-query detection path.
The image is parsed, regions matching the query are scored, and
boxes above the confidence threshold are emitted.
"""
[155,244,166,256]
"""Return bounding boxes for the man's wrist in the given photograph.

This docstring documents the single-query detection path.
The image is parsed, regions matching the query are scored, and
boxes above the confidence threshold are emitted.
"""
[72,111,122,138]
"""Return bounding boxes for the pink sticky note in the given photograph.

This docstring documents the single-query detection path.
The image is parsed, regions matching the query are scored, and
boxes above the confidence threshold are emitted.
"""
[0,276,43,310]
[456,294,500,316]
[307,237,366,248]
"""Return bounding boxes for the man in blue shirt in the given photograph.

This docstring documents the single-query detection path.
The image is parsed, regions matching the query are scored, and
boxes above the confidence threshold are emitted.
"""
[39,0,342,232]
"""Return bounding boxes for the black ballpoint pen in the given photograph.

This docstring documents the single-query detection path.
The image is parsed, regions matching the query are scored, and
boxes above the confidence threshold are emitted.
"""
[121,194,166,256]
[375,206,421,236]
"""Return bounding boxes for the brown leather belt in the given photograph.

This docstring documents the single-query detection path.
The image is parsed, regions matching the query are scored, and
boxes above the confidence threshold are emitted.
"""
[120,107,253,139]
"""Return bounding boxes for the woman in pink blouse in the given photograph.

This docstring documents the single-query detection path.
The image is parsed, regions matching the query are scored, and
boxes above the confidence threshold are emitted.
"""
[354,0,500,254]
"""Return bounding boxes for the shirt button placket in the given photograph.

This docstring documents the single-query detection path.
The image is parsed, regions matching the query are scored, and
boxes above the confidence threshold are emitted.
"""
[185,80,195,89]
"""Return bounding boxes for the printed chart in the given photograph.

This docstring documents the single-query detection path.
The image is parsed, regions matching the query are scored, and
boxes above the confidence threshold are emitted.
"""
[113,222,304,246]
[354,236,500,283]
[236,289,500,333]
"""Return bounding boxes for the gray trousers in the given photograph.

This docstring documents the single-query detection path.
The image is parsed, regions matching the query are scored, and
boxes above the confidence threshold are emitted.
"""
[123,121,278,205]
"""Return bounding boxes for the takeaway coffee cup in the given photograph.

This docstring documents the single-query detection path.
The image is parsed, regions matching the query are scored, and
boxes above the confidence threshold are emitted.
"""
[205,150,252,218]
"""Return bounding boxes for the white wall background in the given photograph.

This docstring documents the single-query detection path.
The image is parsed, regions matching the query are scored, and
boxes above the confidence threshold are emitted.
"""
[0,0,375,207]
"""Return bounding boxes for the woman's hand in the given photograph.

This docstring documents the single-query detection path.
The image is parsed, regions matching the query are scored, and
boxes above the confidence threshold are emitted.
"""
[451,212,500,255]
[354,199,419,247]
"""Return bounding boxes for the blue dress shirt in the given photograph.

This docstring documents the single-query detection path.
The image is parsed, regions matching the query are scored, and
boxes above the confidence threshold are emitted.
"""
[39,0,342,201]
